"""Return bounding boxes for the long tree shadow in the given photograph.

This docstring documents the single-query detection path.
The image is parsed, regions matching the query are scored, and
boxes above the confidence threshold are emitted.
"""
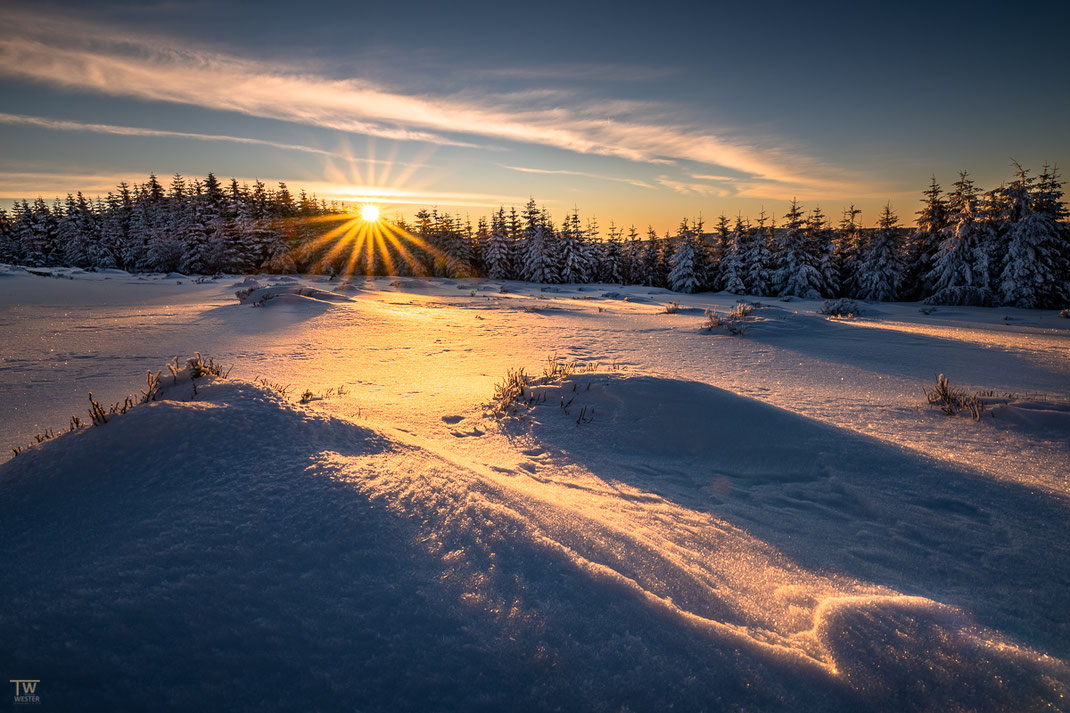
[520,373,1070,661]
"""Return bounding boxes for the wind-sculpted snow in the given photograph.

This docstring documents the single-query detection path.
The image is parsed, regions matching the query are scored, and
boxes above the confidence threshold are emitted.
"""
[480,374,1069,699]
[2,373,1066,711]
[0,378,843,711]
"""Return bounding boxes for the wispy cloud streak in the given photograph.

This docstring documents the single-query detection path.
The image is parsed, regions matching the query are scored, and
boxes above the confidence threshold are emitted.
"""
[0,112,422,166]
[656,176,732,198]
[0,12,867,196]
[502,165,653,189]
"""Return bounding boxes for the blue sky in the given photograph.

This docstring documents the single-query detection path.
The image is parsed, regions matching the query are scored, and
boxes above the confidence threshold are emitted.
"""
[1,0,1067,228]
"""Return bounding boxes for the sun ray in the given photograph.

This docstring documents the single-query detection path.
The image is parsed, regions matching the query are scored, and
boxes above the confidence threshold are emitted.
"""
[312,220,362,274]
[373,224,397,276]
[270,137,477,280]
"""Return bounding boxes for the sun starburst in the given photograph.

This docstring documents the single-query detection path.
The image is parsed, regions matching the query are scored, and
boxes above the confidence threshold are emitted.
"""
[360,204,380,222]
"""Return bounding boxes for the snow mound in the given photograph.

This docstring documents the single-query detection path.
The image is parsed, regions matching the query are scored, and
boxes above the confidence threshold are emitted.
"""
[388,278,434,290]
[513,373,805,461]
[232,276,263,288]
[988,398,1070,437]
[234,283,353,306]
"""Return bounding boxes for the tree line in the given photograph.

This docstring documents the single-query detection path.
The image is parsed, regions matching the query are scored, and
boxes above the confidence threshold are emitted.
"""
[1,164,1066,308]
[0,173,330,275]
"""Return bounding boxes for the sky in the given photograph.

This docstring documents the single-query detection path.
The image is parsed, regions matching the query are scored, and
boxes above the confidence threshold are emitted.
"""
[0,0,1067,229]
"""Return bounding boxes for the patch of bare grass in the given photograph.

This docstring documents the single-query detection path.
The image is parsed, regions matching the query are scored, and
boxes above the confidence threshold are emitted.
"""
[10,353,230,457]
[703,302,752,336]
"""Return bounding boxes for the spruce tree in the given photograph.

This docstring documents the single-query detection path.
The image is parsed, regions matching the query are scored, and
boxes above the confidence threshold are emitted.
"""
[905,177,948,298]
[720,215,748,294]
[1034,164,1070,302]
[484,208,513,280]
[745,210,773,296]
[57,194,89,268]
[690,216,711,291]
[999,164,1063,307]
[855,203,904,301]
[623,225,642,285]
[668,219,700,293]
[926,172,991,305]
[837,205,863,297]
[471,216,490,276]
[558,209,588,284]
[775,199,823,298]
[92,192,124,270]
[638,227,662,287]
[0,208,14,264]
[809,206,838,297]
[521,199,555,283]
[708,214,731,290]
[601,222,625,284]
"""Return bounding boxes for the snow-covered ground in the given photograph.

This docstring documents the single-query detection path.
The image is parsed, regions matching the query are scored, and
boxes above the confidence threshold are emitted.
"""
[1,264,1068,711]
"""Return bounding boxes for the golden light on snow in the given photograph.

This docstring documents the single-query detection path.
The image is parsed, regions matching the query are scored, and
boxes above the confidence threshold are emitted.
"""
[360,204,380,222]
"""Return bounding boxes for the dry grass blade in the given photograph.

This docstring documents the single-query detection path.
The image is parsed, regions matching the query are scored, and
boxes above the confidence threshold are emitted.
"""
[926,374,987,420]
[493,367,531,414]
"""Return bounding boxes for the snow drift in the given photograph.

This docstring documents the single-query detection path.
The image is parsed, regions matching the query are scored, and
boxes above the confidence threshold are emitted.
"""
[1,368,1066,711]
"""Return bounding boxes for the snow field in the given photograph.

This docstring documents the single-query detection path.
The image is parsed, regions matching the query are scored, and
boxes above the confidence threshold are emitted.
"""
[1,266,1069,711]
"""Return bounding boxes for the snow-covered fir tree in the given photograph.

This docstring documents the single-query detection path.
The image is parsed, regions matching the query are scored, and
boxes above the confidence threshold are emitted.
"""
[926,172,992,305]
[484,208,513,280]
[855,203,905,301]
[585,217,601,282]
[668,219,701,293]
[17,198,58,266]
[999,164,1064,308]
[470,216,489,276]
[971,187,1005,297]
[690,216,711,291]
[904,177,948,298]
[809,206,838,297]
[774,199,824,298]
[1034,164,1070,302]
[59,193,97,268]
[600,222,625,284]
[637,227,662,287]
[558,209,590,284]
[707,214,731,290]
[623,226,642,285]
[836,205,863,296]
[720,215,748,294]
[0,208,14,263]
[745,210,773,296]
[657,229,674,286]
[521,200,556,284]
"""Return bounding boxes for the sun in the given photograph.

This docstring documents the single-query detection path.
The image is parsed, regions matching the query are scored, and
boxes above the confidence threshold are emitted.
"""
[360,204,380,222]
